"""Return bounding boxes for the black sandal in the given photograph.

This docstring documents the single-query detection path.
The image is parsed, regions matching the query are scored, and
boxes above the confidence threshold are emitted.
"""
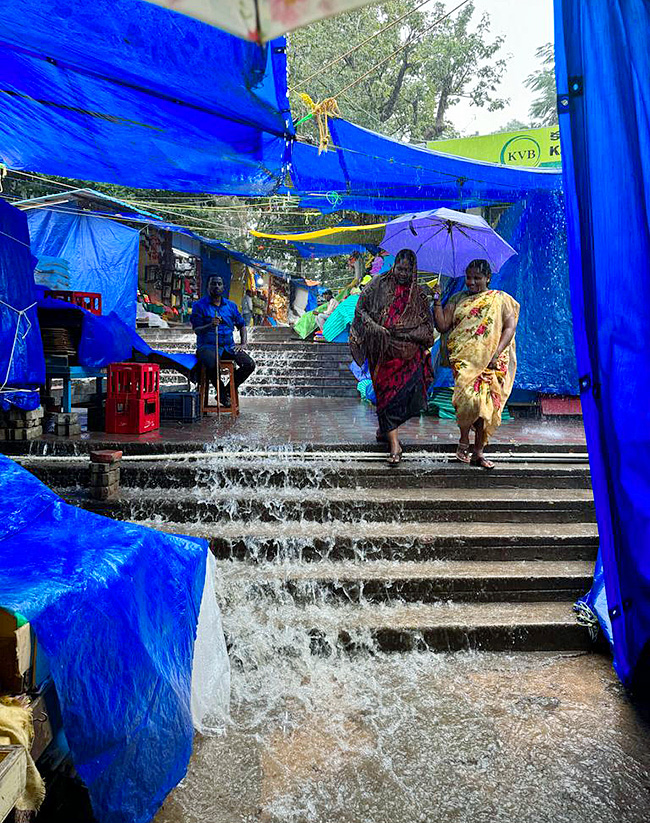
[387,450,403,466]
[471,454,495,470]
[455,441,472,464]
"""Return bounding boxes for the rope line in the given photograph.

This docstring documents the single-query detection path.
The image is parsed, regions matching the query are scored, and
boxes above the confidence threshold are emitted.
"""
[289,0,434,93]
[332,0,471,99]
[0,299,37,394]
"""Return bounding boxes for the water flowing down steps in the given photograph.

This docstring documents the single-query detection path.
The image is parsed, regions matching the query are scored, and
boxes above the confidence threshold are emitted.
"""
[17,441,598,654]
[140,326,359,397]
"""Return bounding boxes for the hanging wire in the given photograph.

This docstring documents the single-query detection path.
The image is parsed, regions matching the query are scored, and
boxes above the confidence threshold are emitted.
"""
[331,0,471,99]
[289,0,434,93]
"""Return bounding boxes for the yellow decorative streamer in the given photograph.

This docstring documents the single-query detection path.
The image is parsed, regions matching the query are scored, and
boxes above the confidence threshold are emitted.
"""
[298,93,341,154]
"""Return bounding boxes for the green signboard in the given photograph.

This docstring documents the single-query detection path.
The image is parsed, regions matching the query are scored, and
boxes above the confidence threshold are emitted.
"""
[428,126,561,168]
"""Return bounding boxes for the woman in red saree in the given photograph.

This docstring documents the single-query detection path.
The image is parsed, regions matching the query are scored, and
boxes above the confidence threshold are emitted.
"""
[350,249,436,465]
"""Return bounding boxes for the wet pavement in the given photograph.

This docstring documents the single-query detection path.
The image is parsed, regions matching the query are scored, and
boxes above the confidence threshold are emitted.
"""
[26,396,635,823]
[155,651,650,823]
[14,397,586,452]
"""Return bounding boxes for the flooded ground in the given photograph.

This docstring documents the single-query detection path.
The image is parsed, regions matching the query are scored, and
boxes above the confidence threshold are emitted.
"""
[108,408,645,823]
[156,648,650,823]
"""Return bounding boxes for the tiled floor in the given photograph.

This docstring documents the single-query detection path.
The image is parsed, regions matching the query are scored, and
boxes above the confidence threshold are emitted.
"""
[55,397,586,449]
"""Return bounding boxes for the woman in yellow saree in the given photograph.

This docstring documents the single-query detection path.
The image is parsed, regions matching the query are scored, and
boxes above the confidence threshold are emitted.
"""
[433,259,519,470]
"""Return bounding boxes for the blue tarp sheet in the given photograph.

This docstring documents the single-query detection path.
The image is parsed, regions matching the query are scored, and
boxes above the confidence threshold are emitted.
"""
[291,119,563,215]
[0,199,44,409]
[37,290,197,373]
[28,209,140,327]
[555,0,650,684]
[429,193,578,395]
[0,453,207,823]
[292,240,371,259]
[0,0,292,194]
[492,191,578,394]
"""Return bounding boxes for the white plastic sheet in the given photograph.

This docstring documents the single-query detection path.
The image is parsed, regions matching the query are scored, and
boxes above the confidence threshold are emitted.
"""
[191,551,231,735]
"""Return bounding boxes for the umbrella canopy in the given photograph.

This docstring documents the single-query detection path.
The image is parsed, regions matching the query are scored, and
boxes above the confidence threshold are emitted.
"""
[380,207,517,278]
[143,0,376,42]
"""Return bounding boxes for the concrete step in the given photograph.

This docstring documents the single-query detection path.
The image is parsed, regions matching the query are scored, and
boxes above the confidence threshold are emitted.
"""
[225,558,594,603]
[246,355,353,365]
[226,599,592,653]
[5,439,589,457]
[247,342,350,353]
[168,519,598,563]
[240,385,359,397]
[247,367,355,378]
[21,458,592,492]
[75,486,596,525]
[243,376,358,387]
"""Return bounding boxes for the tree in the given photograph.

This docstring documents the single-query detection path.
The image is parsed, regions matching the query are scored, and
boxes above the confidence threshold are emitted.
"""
[288,0,507,142]
[494,118,531,133]
[525,42,557,126]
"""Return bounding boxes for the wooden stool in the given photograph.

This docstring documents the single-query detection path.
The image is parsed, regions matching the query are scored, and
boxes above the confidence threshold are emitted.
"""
[199,362,239,417]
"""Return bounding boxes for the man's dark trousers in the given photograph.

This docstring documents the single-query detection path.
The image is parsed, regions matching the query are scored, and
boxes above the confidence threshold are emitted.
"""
[197,347,256,401]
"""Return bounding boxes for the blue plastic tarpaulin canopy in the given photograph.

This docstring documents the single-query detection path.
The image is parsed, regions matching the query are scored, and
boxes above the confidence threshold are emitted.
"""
[28,208,140,326]
[0,452,208,823]
[429,192,578,396]
[291,119,563,215]
[0,0,293,194]
[555,0,650,684]
[0,199,44,409]
[492,191,578,395]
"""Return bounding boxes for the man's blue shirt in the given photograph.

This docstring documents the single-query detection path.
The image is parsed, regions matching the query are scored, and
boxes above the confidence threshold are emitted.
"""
[191,296,245,354]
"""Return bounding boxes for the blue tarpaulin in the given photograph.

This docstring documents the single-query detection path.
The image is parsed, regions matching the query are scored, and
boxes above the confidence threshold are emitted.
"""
[492,191,578,394]
[37,290,197,374]
[429,194,578,395]
[0,199,44,409]
[0,0,292,194]
[0,453,207,823]
[555,0,650,684]
[291,119,563,215]
[28,208,140,327]
[292,240,370,259]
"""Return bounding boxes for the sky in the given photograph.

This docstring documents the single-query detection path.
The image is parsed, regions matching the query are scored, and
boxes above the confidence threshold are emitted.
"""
[446,0,554,136]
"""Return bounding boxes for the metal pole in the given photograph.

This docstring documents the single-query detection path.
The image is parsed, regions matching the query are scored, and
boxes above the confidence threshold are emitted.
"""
[215,317,221,420]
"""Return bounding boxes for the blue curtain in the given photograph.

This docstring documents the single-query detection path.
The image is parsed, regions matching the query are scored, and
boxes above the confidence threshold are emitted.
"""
[555,0,650,684]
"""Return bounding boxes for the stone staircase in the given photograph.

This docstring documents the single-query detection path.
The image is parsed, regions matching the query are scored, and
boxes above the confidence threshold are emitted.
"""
[16,441,597,654]
[141,325,359,398]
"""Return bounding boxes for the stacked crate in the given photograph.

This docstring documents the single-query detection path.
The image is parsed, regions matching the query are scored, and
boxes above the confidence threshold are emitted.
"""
[0,406,44,441]
[105,363,160,434]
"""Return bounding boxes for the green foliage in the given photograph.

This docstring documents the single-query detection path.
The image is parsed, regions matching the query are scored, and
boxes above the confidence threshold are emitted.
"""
[288,0,507,142]
[494,118,532,133]
[525,42,557,126]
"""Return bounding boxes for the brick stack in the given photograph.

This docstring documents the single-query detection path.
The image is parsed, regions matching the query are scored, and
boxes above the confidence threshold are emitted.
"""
[0,406,44,440]
[50,411,81,437]
[89,449,122,500]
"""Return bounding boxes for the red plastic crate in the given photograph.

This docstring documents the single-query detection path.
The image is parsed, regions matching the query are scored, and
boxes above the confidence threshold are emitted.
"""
[45,290,102,315]
[105,396,160,434]
[107,363,160,399]
[540,395,582,416]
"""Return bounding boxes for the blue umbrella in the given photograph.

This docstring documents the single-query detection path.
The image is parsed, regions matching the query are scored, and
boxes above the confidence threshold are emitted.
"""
[380,207,517,278]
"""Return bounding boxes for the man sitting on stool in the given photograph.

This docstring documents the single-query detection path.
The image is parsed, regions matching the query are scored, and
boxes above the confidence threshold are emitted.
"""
[191,275,256,405]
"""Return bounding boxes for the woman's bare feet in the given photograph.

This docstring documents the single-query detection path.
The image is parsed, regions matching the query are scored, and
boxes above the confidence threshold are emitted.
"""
[386,428,402,466]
